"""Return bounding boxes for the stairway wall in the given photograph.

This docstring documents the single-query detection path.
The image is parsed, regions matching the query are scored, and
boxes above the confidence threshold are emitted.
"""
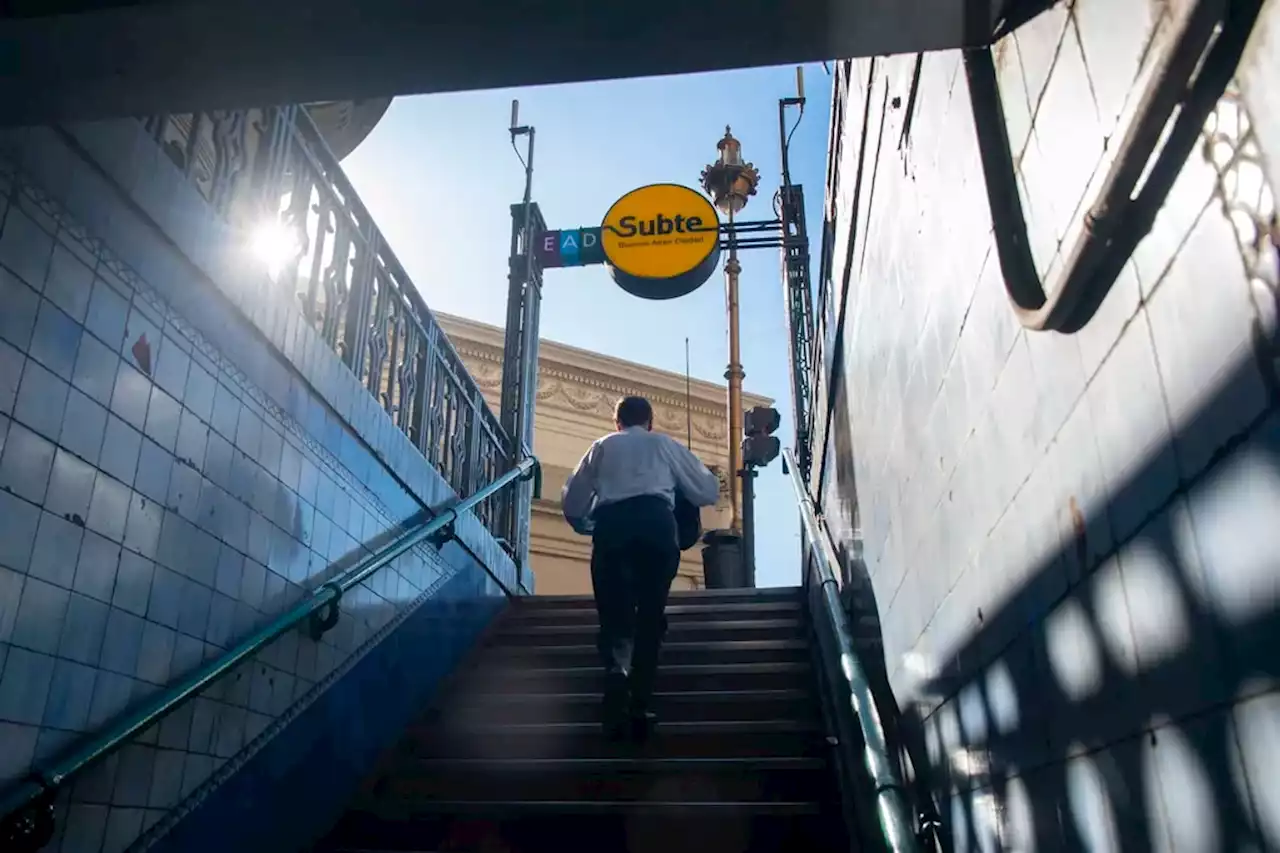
[816,0,1280,849]
[0,122,515,852]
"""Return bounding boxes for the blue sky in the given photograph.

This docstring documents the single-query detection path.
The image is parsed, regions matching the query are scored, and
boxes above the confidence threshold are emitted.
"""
[341,64,832,588]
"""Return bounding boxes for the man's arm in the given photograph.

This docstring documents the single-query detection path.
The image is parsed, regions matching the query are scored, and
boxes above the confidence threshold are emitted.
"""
[665,438,721,507]
[561,441,599,527]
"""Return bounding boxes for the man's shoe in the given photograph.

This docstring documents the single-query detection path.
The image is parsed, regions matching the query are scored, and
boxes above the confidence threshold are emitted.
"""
[629,709,658,742]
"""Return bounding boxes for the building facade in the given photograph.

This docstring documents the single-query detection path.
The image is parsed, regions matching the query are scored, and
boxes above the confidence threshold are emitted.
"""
[435,313,772,595]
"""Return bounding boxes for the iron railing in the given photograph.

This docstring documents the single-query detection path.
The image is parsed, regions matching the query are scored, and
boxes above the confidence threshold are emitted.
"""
[782,448,921,853]
[0,458,540,853]
[141,104,512,533]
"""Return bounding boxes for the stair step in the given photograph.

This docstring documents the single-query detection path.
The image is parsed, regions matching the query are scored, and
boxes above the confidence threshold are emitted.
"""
[406,719,826,760]
[454,661,813,694]
[364,756,829,804]
[347,799,826,817]
[437,688,819,725]
[497,618,805,644]
[521,588,802,610]
[323,809,846,853]
[502,600,802,626]
[481,639,808,666]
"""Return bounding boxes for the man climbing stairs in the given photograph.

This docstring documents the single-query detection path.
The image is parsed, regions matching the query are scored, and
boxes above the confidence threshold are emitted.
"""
[312,587,851,853]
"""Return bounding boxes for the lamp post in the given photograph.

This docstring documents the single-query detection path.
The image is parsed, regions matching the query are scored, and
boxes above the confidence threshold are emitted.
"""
[701,126,760,533]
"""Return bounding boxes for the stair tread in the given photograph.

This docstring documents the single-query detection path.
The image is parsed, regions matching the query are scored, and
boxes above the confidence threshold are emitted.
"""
[351,800,826,815]
[486,639,807,653]
[506,618,803,633]
[492,661,809,674]
[449,688,813,704]
[402,756,826,771]
[428,719,821,733]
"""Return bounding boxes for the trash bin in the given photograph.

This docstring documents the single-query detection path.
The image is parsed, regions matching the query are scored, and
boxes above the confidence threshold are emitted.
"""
[701,529,747,589]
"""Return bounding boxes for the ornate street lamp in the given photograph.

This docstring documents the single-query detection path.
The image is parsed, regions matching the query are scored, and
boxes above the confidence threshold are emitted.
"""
[701,127,760,534]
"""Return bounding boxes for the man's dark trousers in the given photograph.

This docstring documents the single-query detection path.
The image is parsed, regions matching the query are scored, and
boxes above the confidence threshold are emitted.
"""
[589,495,681,725]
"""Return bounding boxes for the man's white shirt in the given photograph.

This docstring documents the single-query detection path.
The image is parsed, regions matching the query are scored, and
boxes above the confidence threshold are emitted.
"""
[561,427,721,527]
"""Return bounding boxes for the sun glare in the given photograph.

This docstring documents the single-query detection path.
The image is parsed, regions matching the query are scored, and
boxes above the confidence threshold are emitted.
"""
[250,219,301,277]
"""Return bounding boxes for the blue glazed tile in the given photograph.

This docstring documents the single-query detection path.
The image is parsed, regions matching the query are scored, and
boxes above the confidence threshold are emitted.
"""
[58,592,110,666]
[0,565,22,643]
[206,592,237,648]
[0,267,39,350]
[188,698,217,754]
[135,621,175,685]
[43,244,94,324]
[0,720,39,786]
[133,437,173,506]
[0,206,54,291]
[0,418,56,504]
[100,607,145,676]
[71,331,122,408]
[59,387,108,466]
[143,385,181,453]
[239,559,266,611]
[28,509,85,589]
[86,471,131,543]
[103,807,145,853]
[174,409,208,469]
[122,492,163,561]
[184,362,216,426]
[214,546,243,599]
[202,431,232,491]
[28,299,82,382]
[147,747,185,810]
[110,359,152,433]
[177,578,212,640]
[0,647,55,725]
[171,630,204,679]
[210,381,240,442]
[181,753,216,800]
[74,530,121,604]
[114,743,157,809]
[0,488,40,572]
[14,357,70,442]
[60,803,109,853]
[168,462,201,523]
[85,276,131,352]
[153,335,190,402]
[157,702,194,751]
[100,414,143,486]
[147,565,183,630]
[44,658,98,731]
[112,550,154,618]
[87,670,133,729]
[44,446,97,523]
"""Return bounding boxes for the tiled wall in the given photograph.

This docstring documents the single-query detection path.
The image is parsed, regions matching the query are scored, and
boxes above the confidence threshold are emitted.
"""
[818,0,1279,849]
[0,122,515,852]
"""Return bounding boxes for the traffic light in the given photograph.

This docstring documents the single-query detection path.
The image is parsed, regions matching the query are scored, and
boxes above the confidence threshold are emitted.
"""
[742,405,781,467]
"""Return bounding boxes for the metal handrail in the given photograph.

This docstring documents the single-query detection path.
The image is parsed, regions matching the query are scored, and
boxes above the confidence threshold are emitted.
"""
[0,457,541,851]
[782,448,920,853]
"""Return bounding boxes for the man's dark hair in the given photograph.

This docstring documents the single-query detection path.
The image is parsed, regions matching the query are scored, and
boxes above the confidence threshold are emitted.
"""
[614,396,653,429]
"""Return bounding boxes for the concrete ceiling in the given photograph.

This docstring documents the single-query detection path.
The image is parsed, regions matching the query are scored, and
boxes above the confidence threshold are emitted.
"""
[0,0,1013,125]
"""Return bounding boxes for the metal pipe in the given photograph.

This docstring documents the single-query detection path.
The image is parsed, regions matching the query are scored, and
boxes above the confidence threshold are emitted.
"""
[724,207,744,532]
[782,448,920,852]
[0,457,540,850]
[741,464,757,587]
[965,0,1262,332]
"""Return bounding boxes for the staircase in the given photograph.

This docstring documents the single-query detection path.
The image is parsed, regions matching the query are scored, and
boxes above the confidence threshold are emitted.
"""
[313,587,850,853]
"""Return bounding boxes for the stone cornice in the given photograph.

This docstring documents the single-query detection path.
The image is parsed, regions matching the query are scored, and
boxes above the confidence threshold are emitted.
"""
[434,311,773,416]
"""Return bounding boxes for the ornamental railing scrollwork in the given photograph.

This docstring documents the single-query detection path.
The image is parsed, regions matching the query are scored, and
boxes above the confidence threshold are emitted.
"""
[140,105,514,542]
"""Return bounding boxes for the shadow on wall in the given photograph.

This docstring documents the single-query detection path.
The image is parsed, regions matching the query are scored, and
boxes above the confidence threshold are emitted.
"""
[897,339,1280,850]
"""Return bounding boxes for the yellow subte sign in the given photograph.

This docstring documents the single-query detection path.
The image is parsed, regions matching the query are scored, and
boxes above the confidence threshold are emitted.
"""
[600,184,721,300]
